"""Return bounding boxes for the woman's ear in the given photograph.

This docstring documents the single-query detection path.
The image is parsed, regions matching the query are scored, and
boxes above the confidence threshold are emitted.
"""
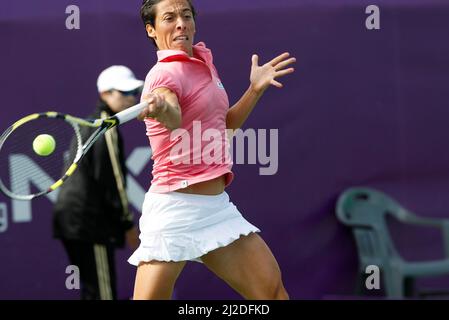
[146,24,157,40]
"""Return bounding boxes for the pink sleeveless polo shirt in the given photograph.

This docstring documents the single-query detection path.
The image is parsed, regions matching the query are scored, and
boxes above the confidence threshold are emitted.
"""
[141,42,234,193]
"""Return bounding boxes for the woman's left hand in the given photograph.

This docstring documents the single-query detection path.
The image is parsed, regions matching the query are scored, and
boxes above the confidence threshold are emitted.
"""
[249,52,296,94]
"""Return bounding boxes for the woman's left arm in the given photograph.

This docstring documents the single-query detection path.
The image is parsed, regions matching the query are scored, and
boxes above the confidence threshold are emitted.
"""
[226,52,296,131]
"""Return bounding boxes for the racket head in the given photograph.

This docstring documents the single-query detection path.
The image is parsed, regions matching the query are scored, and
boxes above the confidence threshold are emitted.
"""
[0,112,84,200]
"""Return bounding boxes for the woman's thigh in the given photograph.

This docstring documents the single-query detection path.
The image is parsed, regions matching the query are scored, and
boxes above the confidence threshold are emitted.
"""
[201,233,289,300]
[133,260,186,300]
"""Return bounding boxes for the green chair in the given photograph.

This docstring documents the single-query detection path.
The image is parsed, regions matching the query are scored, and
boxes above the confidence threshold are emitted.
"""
[336,187,449,299]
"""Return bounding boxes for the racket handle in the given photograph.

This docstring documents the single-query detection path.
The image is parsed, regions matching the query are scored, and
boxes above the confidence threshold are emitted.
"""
[115,101,149,124]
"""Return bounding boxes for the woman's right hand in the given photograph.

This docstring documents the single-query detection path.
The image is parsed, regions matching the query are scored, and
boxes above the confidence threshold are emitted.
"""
[138,92,168,121]
[137,88,182,130]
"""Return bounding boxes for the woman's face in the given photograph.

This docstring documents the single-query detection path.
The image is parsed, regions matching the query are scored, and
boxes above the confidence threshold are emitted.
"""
[147,0,196,56]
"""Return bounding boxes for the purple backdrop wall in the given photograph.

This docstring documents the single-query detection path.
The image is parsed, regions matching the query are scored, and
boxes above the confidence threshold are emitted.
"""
[1,0,449,299]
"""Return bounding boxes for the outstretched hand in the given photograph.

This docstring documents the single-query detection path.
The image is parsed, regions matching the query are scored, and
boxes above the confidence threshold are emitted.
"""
[250,52,296,94]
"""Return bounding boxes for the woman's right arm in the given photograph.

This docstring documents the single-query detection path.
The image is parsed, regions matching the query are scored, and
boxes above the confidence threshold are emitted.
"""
[138,87,182,131]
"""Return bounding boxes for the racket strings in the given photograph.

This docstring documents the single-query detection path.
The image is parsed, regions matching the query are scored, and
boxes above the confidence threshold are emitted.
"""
[0,117,81,198]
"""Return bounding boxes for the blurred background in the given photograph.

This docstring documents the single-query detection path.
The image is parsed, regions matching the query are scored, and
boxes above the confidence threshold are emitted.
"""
[1,0,449,299]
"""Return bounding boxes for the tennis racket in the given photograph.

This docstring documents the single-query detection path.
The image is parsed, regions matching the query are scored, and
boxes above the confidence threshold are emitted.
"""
[0,101,148,201]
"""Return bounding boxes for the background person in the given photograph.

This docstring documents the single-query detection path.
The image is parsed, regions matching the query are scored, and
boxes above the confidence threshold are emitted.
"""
[53,65,142,300]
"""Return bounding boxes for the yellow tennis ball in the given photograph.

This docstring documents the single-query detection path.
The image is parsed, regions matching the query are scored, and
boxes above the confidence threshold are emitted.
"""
[33,134,56,156]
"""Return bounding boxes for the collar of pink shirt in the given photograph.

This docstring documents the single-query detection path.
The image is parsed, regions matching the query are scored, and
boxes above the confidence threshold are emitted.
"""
[156,42,213,66]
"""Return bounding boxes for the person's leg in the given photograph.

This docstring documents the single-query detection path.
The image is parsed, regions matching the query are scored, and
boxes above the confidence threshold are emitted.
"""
[92,243,116,300]
[61,240,101,300]
[105,245,117,300]
[62,240,118,300]
[201,233,289,300]
[132,260,186,300]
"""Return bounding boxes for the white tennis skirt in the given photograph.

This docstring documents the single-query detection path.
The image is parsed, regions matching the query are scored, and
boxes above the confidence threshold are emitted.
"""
[128,191,260,265]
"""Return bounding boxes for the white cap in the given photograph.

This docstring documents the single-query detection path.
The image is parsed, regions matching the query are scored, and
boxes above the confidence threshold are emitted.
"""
[97,65,144,93]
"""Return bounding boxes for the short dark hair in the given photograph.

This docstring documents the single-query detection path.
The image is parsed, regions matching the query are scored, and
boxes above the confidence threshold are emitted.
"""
[140,0,197,47]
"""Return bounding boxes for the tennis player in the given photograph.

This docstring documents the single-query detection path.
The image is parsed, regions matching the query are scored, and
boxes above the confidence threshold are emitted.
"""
[128,0,296,300]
